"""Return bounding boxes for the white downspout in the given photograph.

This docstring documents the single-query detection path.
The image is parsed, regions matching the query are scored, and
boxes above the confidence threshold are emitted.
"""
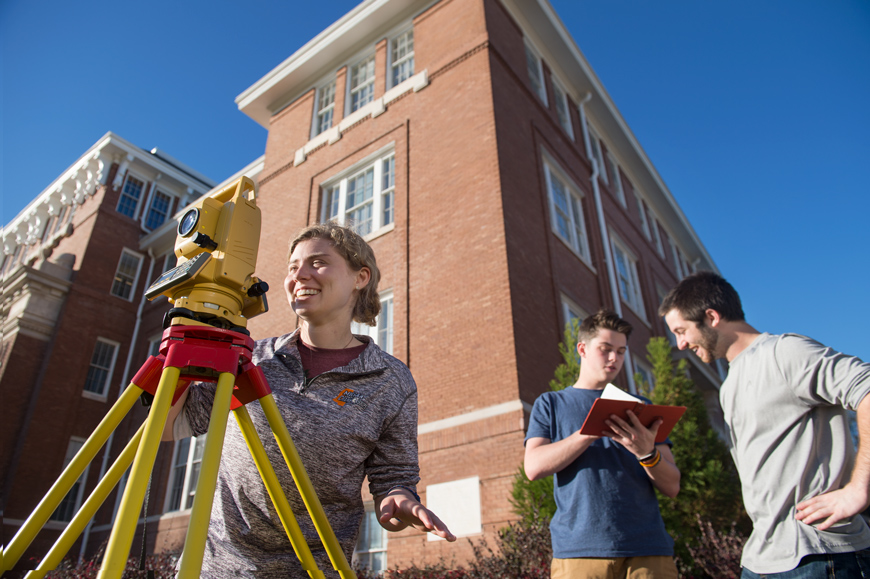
[578,94,637,394]
[79,248,157,559]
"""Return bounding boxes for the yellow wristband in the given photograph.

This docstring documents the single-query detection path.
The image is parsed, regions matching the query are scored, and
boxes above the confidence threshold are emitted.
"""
[639,449,662,468]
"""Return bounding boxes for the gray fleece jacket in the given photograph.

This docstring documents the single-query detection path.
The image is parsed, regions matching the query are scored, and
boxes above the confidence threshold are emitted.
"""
[178,330,420,578]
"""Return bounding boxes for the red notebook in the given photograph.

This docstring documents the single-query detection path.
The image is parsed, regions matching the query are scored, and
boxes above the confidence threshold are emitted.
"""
[579,384,686,443]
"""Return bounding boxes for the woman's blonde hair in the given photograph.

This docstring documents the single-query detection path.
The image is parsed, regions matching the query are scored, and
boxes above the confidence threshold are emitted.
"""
[288,222,381,326]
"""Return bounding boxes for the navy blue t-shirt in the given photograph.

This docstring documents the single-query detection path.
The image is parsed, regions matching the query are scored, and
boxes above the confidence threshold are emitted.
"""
[525,387,674,558]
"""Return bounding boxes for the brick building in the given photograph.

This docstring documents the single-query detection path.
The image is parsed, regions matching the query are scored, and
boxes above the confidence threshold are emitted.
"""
[1,0,725,573]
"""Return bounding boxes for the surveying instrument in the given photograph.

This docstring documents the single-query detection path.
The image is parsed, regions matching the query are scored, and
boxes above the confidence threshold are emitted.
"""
[2,177,357,578]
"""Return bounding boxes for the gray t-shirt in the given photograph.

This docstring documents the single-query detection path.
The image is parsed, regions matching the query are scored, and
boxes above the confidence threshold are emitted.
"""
[720,332,870,573]
[178,330,420,578]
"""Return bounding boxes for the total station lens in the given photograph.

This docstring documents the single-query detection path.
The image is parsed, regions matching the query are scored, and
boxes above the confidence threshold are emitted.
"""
[178,208,200,237]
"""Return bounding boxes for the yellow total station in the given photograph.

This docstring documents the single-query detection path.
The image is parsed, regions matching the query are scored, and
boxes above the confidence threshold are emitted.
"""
[145,176,268,329]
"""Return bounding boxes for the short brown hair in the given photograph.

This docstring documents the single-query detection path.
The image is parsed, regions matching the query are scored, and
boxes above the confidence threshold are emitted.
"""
[577,309,633,343]
[658,271,745,324]
[289,222,381,326]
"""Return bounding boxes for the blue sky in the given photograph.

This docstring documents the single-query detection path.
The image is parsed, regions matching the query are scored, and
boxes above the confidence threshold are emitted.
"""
[2,1,868,361]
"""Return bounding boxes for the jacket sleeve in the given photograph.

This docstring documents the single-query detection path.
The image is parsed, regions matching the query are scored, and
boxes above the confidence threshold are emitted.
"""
[365,377,421,498]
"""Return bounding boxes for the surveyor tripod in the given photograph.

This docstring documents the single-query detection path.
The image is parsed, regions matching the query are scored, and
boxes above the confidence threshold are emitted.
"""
[2,321,357,579]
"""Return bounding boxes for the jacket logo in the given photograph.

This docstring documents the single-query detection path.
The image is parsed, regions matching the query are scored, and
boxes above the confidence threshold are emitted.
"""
[334,388,363,406]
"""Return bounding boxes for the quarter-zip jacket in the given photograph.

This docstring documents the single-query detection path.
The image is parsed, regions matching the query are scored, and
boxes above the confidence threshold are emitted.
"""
[180,329,420,578]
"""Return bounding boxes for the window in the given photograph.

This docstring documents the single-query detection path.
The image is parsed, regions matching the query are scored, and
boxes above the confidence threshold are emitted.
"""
[84,338,119,397]
[649,212,664,257]
[656,284,678,347]
[524,42,547,104]
[635,360,655,395]
[145,190,171,230]
[314,79,336,136]
[670,240,684,279]
[117,174,145,218]
[349,55,376,113]
[354,505,387,573]
[166,436,206,512]
[585,128,607,185]
[560,295,587,339]
[390,30,414,87]
[352,291,394,354]
[381,156,395,227]
[110,249,143,300]
[544,158,590,262]
[50,438,89,522]
[611,237,646,318]
[551,78,574,139]
[322,151,396,237]
[636,193,651,241]
[606,153,626,206]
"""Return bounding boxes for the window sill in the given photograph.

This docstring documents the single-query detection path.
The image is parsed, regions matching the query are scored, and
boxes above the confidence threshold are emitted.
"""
[82,390,108,402]
[621,300,650,328]
[553,233,597,275]
[363,222,395,243]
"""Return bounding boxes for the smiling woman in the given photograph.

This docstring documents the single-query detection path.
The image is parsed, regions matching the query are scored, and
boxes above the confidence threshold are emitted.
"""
[162,221,455,578]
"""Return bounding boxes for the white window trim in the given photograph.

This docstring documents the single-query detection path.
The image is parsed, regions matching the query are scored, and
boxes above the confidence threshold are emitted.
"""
[610,235,647,320]
[82,337,120,400]
[352,290,394,354]
[551,76,574,140]
[606,152,626,207]
[524,40,548,106]
[587,127,608,184]
[560,294,588,331]
[387,28,415,89]
[164,436,204,513]
[543,153,593,267]
[311,76,337,139]
[49,437,90,523]
[320,146,396,240]
[110,248,145,301]
[116,170,147,220]
[143,188,173,232]
[634,359,655,393]
[669,239,684,279]
[635,192,651,241]
[347,53,376,115]
[649,210,665,257]
[353,502,388,572]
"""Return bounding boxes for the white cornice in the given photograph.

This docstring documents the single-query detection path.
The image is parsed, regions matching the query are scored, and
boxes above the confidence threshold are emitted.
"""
[236,0,433,128]
[502,0,718,272]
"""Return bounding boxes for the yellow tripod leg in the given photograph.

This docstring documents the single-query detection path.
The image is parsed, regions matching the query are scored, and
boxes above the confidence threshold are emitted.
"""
[25,423,146,578]
[176,371,236,578]
[234,406,326,579]
[98,367,180,579]
[2,383,144,574]
[259,394,357,579]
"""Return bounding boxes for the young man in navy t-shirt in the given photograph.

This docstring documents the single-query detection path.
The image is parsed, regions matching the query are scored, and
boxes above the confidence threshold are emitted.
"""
[525,309,680,579]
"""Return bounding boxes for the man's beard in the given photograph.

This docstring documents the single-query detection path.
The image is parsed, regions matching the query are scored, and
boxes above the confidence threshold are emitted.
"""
[697,323,719,363]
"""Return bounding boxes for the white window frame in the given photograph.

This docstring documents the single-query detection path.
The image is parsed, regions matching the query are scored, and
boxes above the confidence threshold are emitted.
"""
[352,290,394,354]
[543,155,591,264]
[110,248,144,301]
[321,148,396,239]
[669,239,685,279]
[649,211,665,257]
[635,359,655,394]
[353,502,388,573]
[348,54,376,114]
[388,28,415,88]
[587,127,607,184]
[560,294,588,334]
[606,153,626,207]
[312,77,337,138]
[116,172,146,219]
[164,435,206,513]
[50,437,90,522]
[551,76,574,140]
[144,189,172,231]
[83,337,120,399]
[524,40,547,105]
[635,192,651,241]
[610,235,646,319]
